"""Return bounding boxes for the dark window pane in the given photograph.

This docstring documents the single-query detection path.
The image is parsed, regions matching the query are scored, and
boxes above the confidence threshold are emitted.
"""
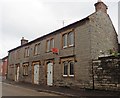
[64,62,68,75]
[70,61,74,75]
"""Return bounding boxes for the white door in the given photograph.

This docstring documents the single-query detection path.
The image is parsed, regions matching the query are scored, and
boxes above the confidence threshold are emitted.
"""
[34,64,39,84]
[16,66,20,81]
[47,63,53,86]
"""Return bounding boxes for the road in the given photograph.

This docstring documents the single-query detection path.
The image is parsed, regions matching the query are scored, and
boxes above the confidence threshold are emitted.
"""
[2,82,60,96]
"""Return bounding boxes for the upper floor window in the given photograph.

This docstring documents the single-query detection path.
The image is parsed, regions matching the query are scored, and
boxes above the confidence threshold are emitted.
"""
[63,34,67,48]
[51,38,54,49]
[62,31,74,48]
[24,47,29,57]
[34,43,40,55]
[68,32,74,46]
[46,38,54,52]
[10,52,15,61]
[16,50,20,59]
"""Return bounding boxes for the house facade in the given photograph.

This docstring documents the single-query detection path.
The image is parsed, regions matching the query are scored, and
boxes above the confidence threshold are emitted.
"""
[7,1,119,90]
[0,59,2,76]
[2,56,8,79]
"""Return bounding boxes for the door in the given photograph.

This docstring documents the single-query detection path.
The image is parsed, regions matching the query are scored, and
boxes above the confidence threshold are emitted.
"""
[47,63,53,86]
[16,66,20,81]
[34,64,39,84]
[15,66,20,82]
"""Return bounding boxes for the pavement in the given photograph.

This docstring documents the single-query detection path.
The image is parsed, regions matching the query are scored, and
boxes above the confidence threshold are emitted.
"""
[2,79,120,97]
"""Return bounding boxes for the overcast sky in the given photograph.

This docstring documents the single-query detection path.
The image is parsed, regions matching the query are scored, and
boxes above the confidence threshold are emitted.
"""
[0,0,119,58]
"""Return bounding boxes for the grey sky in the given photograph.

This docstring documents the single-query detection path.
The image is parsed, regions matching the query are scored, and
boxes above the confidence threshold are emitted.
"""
[0,0,119,58]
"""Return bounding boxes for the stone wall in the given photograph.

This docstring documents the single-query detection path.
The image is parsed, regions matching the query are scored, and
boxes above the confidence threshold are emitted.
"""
[92,56,120,91]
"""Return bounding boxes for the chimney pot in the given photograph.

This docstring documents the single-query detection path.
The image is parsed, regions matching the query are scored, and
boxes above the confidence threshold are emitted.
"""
[21,37,28,45]
[94,1,108,13]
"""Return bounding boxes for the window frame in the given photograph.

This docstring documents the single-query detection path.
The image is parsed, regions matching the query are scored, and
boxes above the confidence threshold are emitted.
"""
[16,49,20,59]
[46,37,55,52]
[62,33,68,48]
[46,40,51,52]
[34,43,40,55]
[68,32,74,47]
[24,47,29,57]
[50,38,54,50]
[62,29,74,49]
[23,63,29,76]
[69,61,74,77]
[61,58,75,78]
[63,61,68,76]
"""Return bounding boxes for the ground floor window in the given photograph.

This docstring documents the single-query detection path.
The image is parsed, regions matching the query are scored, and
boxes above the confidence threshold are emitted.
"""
[62,59,74,77]
[23,63,29,76]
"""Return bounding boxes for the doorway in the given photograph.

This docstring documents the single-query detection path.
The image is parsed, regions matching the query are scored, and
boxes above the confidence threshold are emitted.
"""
[47,62,53,86]
[34,64,39,84]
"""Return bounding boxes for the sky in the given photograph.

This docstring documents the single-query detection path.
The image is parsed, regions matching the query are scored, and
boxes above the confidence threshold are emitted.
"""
[0,0,119,58]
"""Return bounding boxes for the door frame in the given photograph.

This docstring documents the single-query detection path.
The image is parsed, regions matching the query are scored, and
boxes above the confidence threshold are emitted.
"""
[15,64,20,82]
[32,61,40,84]
[45,60,54,86]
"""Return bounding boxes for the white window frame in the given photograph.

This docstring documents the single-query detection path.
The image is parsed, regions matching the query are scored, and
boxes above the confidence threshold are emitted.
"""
[62,60,74,77]
[62,31,74,48]
[68,32,74,47]
[63,34,68,48]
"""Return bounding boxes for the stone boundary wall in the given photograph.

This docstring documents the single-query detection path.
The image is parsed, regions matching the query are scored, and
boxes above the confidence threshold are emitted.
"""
[92,57,120,91]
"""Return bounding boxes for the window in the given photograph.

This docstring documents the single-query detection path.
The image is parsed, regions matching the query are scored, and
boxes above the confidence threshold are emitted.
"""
[34,43,40,55]
[10,52,15,61]
[63,34,67,48]
[16,50,20,59]
[63,60,74,77]
[68,32,74,46]
[24,47,29,57]
[62,31,74,48]
[46,40,50,52]
[63,61,68,76]
[69,61,74,76]
[23,63,29,76]
[51,38,54,49]
[46,38,54,52]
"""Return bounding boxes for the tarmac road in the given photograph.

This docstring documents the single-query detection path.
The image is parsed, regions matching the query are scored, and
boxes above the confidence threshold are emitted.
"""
[2,82,60,96]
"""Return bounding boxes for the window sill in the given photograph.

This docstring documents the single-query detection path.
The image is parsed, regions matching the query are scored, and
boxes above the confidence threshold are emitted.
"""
[69,44,74,47]
[69,75,74,77]
[63,75,68,77]
[63,46,68,49]
[62,75,74,78]
[62,45,74,49]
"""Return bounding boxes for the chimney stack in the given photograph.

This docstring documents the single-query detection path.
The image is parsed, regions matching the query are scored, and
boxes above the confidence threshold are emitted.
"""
[21,37,28,45]
[94,0,108,13]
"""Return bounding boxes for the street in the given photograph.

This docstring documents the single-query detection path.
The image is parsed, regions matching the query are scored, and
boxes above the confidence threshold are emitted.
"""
[2,82,60,96]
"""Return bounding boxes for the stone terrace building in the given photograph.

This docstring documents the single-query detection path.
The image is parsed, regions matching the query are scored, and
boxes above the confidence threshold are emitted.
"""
[7,1,118,90]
